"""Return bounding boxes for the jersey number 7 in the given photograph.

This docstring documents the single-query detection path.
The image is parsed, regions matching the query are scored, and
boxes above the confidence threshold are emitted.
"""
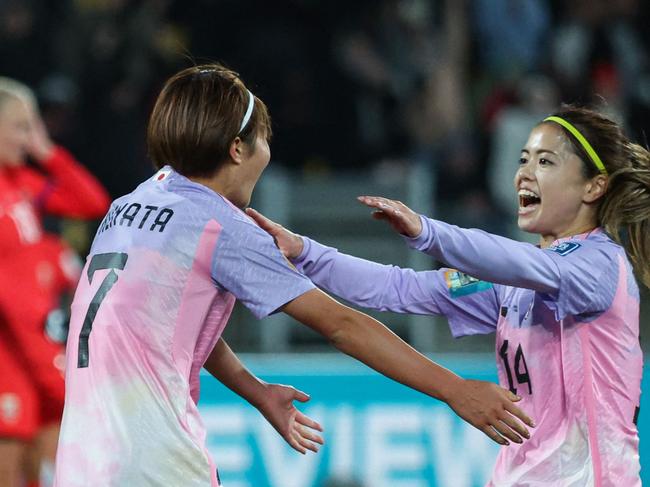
[77,252,128,368]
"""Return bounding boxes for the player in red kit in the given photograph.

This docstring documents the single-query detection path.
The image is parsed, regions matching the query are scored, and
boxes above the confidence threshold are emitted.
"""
[0,77,110,487]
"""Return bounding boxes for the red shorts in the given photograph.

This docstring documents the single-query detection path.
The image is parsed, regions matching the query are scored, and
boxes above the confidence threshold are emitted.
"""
[0,323,65,441]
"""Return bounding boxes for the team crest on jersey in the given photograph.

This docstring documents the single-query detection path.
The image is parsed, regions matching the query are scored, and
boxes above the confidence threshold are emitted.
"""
[548,241,581,256]
[444,270,493,298]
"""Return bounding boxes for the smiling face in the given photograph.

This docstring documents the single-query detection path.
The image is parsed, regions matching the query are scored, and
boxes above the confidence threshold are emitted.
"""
[0,96,31,167]
[515,123,605,245]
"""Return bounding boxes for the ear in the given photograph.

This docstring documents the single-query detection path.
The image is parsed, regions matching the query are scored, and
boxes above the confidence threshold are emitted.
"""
[228,137,244,165]
[583,174,608,203]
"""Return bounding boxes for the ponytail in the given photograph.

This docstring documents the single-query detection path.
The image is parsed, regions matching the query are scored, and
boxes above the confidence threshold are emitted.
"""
[600,142,650,288]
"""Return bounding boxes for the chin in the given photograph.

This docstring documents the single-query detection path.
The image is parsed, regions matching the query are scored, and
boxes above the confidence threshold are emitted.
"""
[517,218,539,235]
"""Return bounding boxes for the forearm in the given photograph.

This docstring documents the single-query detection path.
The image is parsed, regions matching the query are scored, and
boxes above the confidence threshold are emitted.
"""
[330,310,462,402]
[293,237,443,315]
[408,216,560,293]
[203,339,267,408]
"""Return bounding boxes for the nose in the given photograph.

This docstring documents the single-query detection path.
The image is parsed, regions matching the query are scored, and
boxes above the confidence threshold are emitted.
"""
[515,160,534,187]
[513,165,527,191]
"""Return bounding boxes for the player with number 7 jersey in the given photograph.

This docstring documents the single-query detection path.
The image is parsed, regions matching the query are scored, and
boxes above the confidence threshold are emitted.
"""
[55,168,320,486]
[57,64,537,487]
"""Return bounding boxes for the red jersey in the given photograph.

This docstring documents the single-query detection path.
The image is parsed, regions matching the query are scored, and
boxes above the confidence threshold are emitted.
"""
[0,146,110,439]
[0,144,110,331]
[0,145,110,253]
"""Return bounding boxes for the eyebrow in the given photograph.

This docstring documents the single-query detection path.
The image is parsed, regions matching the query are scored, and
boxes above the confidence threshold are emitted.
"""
[520,149,559,156]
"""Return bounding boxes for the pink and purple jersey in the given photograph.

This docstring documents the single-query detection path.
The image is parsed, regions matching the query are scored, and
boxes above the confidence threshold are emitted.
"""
[292,216,642,486]
[54,168,314,487]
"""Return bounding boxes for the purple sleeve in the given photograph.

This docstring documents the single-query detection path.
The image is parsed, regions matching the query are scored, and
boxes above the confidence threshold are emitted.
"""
[538,240,619,321]
[211,215,315,319]
[293,237,500,337]
[407,216,618,320]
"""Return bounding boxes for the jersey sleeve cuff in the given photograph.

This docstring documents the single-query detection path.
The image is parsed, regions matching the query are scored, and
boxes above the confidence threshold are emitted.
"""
[402,215,433,251]
[292,235,311,265]
[259,279,316,319]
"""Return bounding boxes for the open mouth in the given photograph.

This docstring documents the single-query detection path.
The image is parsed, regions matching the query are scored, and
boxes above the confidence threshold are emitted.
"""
[518,189,540,213]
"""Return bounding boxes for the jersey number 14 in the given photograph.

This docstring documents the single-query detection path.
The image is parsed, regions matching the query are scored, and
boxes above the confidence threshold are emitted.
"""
[498,340,532,395]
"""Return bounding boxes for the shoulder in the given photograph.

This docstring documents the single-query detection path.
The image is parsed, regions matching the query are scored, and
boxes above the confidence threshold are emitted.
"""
[544,230,623,304]
[539,232,628,318]
[543,231,622,266]
[143,169,272,243]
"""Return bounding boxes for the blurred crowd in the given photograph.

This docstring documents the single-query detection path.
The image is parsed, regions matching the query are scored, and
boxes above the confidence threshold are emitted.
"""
[2,0,650,237]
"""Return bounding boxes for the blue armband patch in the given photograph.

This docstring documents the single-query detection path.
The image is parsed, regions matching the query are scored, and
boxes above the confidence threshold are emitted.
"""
[444,270,493,298]
[548,242,581,256]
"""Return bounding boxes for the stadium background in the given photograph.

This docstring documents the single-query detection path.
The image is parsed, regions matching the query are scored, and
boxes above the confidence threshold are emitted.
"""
[3,0,649,485]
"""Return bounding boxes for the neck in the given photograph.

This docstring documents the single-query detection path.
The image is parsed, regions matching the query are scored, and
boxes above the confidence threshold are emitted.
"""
[188,162,228,195]
[188,167,243,208]
[539,223,598,248]
[189,174,225,196]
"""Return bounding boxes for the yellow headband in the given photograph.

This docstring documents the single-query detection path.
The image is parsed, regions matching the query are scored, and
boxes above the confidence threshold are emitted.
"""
[543,116,608,175]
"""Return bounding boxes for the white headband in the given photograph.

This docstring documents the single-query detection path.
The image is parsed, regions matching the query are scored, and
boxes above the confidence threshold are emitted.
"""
[239,90,255,133]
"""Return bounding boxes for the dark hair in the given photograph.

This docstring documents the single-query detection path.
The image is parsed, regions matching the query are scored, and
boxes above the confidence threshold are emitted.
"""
[147,64,271,178]
[542,106,650,287]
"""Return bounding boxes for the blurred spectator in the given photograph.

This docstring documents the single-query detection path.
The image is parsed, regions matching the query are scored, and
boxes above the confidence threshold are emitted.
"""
[332,0,442,164]
[0,77,109,487]
[0,0,62,86]
[55,0,183,197]
[174,0,351,169]
[332,0,489,226]
[472,0,550,80]
[550,0,650,125]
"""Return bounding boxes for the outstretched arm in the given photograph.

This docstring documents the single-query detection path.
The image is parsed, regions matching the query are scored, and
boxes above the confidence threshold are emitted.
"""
[356,196,619,319]
[246,207,500,336]
[245,208,443,314]
[215,212,532,444]
[204,338,324,454]
[357,196,561,292]
[281,288,534,446]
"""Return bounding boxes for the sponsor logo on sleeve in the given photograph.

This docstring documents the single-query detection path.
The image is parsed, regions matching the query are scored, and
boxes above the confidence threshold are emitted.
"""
[548,242,581,256]
[444,270,493,298]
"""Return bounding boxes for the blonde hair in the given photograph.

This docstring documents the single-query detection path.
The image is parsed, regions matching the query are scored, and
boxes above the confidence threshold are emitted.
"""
[0,77,36,112]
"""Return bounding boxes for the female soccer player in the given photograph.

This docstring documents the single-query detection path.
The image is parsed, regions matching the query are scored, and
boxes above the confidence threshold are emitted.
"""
[248,106,648,486]
[53,64,533,487]
[0,78,111,487]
